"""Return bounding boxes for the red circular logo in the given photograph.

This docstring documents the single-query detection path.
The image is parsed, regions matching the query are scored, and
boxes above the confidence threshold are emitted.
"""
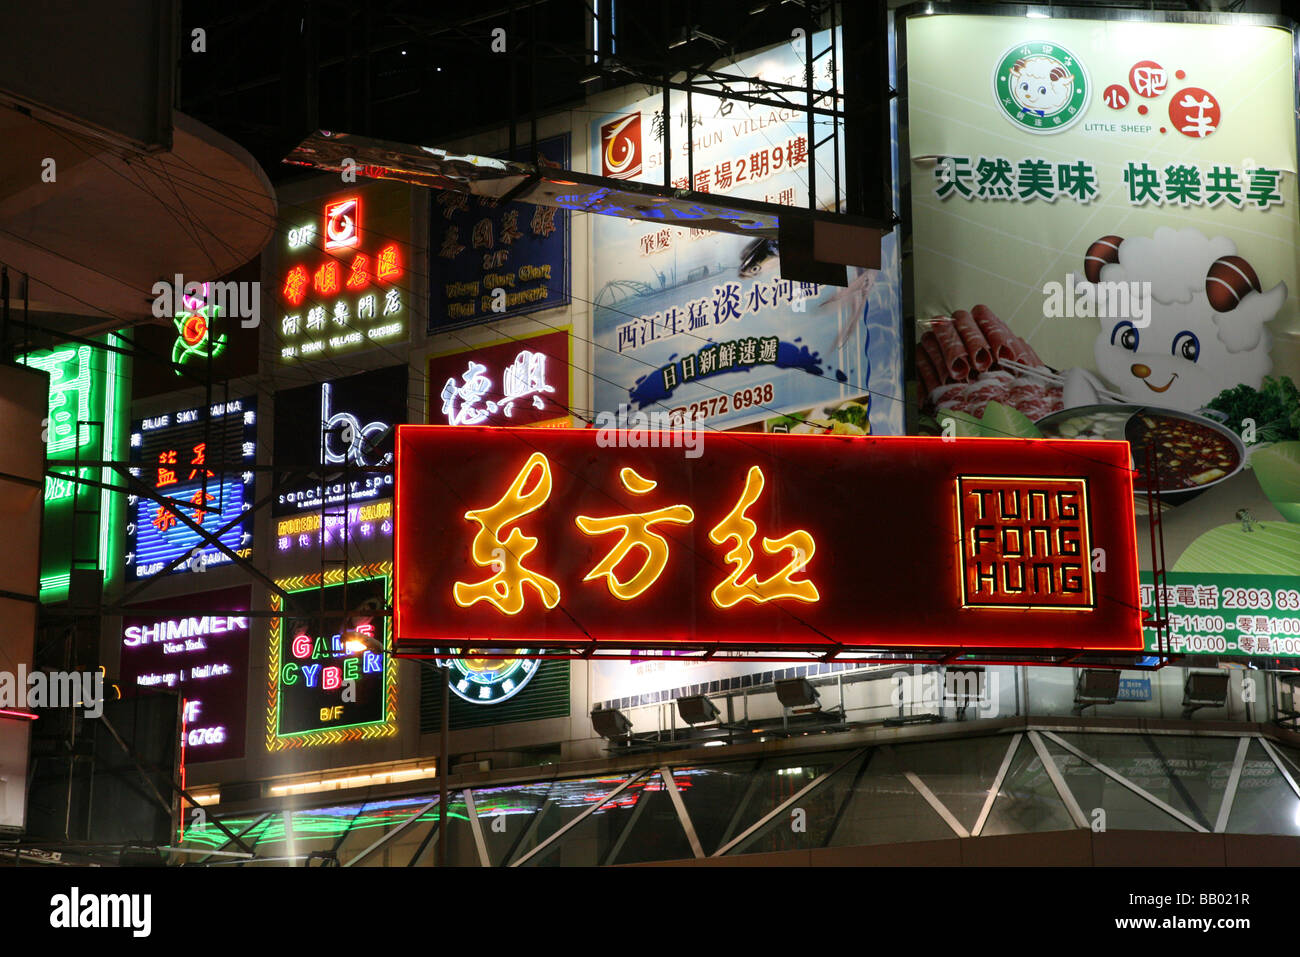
[181,313,207,346]
[1128,60,1168,98]
[1103,84,1130,109]
[1168,87,1220,138]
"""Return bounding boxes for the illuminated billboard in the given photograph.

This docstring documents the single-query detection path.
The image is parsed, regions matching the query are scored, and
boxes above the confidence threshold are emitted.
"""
[120,585,252,763]
[274,182,411,363]
[589,29,903,435]
[429,133,570,329]
[267,563,397,749]
[393,427,1143,655]
[900,10,1300,659]
[272,365,406,518]
[275,500,393,557]
[427,328,572,429]
[127,397,256,579]
[18,340,128,602]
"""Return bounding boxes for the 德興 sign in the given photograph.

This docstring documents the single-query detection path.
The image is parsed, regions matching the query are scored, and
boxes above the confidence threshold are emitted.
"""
[427,328,571,430]
[394,427,1143,655]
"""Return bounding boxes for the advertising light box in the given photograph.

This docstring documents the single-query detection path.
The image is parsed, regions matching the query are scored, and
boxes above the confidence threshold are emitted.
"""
[589,29,903,436]
[427,328,572,429]
[120,586,252,763]
[899,10,1300,659]
[275,182,411,363]
[268,564,397,749]
[273,365,406,518]
[394,427,1143,655]
[19,340,127,601]
[127,397,256,578]
[429,133,570,330]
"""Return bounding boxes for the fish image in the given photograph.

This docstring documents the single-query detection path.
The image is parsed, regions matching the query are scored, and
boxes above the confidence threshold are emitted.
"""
[826,269,877,353]
[738,237,778,278]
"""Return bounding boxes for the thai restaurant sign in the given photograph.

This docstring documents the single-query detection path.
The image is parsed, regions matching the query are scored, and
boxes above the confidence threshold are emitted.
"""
[393,427,1142,654]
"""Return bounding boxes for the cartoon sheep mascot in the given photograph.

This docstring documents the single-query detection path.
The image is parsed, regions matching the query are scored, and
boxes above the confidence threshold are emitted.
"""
[1063,226,1286,413]
[1009,56,1074,118]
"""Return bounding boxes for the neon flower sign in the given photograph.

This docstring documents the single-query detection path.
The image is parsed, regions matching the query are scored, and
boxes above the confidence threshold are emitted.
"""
[171,282,227,375]
[394,427,1143,656]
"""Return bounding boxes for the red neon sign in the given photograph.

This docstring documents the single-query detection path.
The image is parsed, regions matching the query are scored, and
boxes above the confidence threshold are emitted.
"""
[324,197,361,250]
[956,476,1094,611]
[394,428,1143,655]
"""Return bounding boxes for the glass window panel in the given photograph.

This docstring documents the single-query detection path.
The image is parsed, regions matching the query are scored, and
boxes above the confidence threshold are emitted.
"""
[890,736,1017,833]
[379,816,437,867]
[731,752,867,854]
[1227,741,1300,836]
[405,797,481,867]
[609,772,696,864]
[1055,732,1236,830]
[470,783,552,866]
[1042,739,1190,831]
[665,761,760,856]
[333,795,439,866]
[522,775,651,867]
[510,772,644,865]
[175,814,267,859]
[711,754,842,849]
[824,749,954,847]
[980,738,1075,836]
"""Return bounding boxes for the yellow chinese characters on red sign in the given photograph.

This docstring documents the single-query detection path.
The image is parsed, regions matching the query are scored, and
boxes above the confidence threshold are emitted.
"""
[455,454,818,613]
[454,451,561,615]
[957,476,1094,610]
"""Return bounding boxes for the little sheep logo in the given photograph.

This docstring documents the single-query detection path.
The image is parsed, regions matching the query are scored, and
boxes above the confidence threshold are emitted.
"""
[994,41,1090,134]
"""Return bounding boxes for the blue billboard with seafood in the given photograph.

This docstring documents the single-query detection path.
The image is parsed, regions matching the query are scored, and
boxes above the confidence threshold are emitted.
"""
[589,30,903,435]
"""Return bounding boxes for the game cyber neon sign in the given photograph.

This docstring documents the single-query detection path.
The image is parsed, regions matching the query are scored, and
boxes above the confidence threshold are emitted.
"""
[127,398,257,578]
[278,193,407,361]
[267,564,398,749]
[393,428,1142,655]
